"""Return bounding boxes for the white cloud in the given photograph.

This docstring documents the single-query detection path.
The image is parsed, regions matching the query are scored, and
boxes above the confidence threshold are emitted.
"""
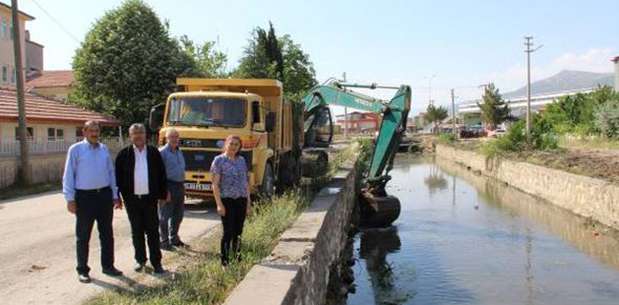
[551,48,615,73]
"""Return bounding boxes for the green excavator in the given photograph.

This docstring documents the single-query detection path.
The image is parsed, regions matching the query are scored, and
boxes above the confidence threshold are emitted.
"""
[302,79,411,227]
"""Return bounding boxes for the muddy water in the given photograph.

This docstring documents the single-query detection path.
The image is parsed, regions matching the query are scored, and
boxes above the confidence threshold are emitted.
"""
[341,156,619,305]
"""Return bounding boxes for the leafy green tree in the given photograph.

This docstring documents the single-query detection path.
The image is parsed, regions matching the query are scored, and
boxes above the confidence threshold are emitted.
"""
[235,22,316,101]
[477,83,510,130]
[424,104,448,133]
[72,0,186,128]
[279,35,317,101]
[177,35,228,77]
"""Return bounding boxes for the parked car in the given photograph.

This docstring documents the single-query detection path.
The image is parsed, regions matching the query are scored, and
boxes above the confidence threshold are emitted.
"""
[460,125,486,138]
[487,128,506,138]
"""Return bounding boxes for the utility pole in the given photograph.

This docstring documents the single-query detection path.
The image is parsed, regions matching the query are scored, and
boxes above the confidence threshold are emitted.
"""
[428,74,436,105]
[524,36,542,140]
[11,0,31,185]
[451,88,457,137]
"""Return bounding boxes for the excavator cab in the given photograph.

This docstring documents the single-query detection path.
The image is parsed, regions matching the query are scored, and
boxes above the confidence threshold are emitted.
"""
[303,105,333,148]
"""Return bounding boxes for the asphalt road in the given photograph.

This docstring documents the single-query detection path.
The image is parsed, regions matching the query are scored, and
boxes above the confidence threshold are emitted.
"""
[0,191,219,305]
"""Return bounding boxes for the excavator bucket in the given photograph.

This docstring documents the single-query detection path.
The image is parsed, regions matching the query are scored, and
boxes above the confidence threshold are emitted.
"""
[359,190,401,228]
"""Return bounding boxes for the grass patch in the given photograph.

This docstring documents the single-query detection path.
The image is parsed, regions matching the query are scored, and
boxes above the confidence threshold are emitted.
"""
[0,182,61,201]
[558,134,619,150]
[436,133,456,145]
[88,191,309,305]
[86,144,360,305]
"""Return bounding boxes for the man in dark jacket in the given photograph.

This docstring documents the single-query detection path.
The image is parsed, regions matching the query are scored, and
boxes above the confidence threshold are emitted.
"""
[115,123,167,274]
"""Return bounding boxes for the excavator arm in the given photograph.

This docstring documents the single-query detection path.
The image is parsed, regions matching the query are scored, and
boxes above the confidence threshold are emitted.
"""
[302,80,411,227]
[303,81,411,189]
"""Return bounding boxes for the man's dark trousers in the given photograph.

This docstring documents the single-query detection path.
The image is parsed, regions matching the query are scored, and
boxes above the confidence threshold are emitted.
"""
[125,194,162,267]
[159,181,185,245]
[75,187,114,275]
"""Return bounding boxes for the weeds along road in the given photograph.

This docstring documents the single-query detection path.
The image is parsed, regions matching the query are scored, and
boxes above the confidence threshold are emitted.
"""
[0,191,219,305]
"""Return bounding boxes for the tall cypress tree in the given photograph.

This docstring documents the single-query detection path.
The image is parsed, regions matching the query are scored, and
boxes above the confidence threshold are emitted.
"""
[266,22,284,80]
[235,22,316,101]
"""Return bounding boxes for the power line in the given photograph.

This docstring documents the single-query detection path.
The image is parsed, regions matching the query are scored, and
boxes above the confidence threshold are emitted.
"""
[31,0,80,43]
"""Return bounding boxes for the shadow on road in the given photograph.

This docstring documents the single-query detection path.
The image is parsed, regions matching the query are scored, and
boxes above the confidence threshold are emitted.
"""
[91,275,142,293]
[183,203,218,220]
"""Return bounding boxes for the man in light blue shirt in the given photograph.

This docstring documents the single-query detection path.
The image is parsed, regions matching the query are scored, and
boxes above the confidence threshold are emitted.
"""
[63,120,122,283]
[158,128,187,250]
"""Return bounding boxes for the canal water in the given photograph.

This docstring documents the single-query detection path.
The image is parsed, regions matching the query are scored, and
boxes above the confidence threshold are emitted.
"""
[341,155,619,305]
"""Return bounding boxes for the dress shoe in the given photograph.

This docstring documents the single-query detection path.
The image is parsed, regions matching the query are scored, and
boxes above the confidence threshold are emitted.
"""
[153,265,167,274]
[102,267,123,277]
[134,262,145,272]
[78,273,91,283]
[172,240,189,248]
[161,243,173,251]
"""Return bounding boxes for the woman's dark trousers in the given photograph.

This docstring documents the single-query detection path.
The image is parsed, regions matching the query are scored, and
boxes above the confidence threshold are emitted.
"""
[220,197,247,265]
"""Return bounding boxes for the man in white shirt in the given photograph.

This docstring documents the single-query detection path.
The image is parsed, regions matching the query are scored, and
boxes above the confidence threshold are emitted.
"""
[115,124,167,274]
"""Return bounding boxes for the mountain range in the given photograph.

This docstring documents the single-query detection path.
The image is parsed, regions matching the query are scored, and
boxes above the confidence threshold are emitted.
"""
[503,70,614,99]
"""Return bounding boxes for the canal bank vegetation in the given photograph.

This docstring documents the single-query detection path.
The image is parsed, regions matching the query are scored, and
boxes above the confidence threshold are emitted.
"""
[441,86,619,183]
[482,86,619,155]
[86,144,362,305]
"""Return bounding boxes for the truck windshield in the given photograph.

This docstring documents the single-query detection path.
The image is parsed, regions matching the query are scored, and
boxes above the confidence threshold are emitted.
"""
[167,97,246,127]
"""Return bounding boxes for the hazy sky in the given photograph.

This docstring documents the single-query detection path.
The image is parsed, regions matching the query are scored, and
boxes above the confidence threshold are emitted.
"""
[11,0,619,114]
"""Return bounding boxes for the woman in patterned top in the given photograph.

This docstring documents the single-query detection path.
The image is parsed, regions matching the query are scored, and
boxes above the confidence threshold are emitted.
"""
[211,135,251,265]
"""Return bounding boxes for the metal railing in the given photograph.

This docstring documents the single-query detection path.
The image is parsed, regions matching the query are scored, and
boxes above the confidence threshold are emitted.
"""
[0,138,125,156]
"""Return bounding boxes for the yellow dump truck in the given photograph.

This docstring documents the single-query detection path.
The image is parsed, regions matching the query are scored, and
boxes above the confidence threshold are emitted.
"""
[149,78,300,198]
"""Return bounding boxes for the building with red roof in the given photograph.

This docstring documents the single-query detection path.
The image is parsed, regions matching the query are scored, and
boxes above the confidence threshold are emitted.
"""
[0,87,118,150]
[26,70,74,101]
[335,111,381,134]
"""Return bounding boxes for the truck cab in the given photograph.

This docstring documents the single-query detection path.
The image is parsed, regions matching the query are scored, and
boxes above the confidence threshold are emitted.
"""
[150,78,298,198]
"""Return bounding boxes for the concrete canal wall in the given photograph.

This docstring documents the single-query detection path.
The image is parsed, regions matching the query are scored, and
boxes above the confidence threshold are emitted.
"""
[435,144,619,230]
[224,161,359,305]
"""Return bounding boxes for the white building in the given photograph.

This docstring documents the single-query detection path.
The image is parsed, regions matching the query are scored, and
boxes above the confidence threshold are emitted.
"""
[613,56,619,91]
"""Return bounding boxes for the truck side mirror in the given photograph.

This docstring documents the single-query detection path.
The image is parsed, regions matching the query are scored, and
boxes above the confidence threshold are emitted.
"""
[265,112,276,132]
[149,103,165,132]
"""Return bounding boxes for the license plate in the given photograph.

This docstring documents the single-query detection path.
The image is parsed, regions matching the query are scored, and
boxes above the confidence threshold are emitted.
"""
[184,182,211,191]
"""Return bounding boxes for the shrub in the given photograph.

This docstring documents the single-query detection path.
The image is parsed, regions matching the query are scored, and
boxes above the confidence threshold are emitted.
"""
[531,114,559,150]
[480,119,557,157]
[594,98,619,139]
[481,121,525,157]
[437,133,456,144]
[538,86,617,136]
